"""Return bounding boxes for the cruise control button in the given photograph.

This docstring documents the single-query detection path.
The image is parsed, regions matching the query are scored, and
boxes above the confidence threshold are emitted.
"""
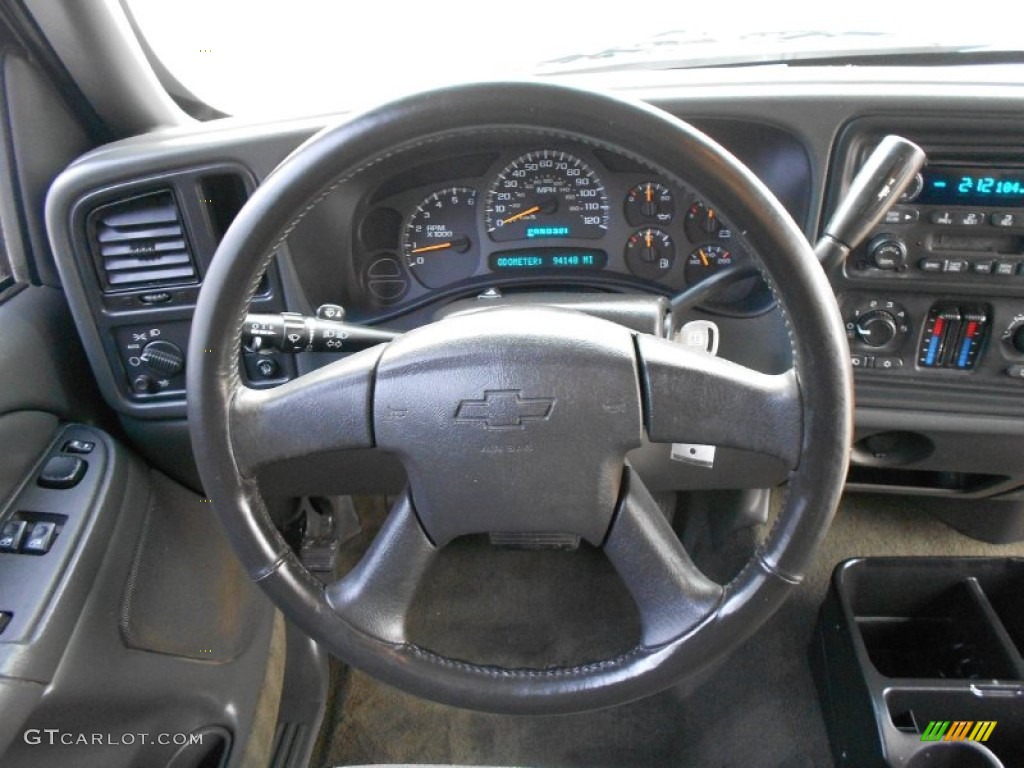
[0,520,28,552]
[22,522,56,555]
[995,262,1017,276]
[930,211,955,225]
[992,212,1016,228]
[919,259,944,273]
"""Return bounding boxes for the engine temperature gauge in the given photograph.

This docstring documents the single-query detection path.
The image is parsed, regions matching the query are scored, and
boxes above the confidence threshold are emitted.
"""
[625,182,674,225]
[625,228,675,280]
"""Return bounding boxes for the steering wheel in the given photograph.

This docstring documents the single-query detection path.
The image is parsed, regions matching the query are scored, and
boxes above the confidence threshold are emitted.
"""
[187,82,852,715]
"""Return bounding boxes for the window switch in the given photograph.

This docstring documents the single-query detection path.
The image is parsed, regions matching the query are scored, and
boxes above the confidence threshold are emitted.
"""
[0,521,28,552]
[37,456,87,489]
[22,522,57,555]
[62,439,95,454]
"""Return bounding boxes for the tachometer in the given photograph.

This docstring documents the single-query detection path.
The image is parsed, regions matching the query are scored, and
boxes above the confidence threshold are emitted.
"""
[402,187,479,288]
[484,150,609,242]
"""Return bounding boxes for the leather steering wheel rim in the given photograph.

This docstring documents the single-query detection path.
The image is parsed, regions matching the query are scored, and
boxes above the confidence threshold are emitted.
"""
[187,81,852,715]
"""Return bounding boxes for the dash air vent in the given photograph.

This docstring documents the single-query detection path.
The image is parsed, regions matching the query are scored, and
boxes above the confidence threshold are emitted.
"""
[89,190,197,291]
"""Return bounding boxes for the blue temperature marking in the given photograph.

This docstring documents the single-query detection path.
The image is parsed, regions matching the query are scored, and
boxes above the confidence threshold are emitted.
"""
[957,338,973,368]
[925,335,940,366]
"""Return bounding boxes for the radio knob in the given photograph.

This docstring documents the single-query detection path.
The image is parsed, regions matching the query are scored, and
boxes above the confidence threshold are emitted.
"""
[855,310,898,348]
[866,234,907,271]
[140,340,185,378]
[1013,325,1024,354]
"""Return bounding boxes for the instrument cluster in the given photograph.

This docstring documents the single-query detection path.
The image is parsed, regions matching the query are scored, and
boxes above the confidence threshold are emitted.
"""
[350,144,769,315]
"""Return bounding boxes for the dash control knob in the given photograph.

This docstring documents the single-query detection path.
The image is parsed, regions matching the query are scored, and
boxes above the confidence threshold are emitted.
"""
[855,310,898,348]
[866,234,907,271]
[139,339,185,377]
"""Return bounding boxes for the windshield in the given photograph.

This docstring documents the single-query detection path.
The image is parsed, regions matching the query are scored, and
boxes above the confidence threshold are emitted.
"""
[125,1,1018,119]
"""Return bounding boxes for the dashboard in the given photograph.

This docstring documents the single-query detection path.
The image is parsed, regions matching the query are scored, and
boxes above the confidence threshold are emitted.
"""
[43,69,1024,500]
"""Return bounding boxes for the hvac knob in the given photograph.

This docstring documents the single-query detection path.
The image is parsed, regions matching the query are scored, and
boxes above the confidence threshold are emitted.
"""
[855,310,898,348]
[139,340,185,377]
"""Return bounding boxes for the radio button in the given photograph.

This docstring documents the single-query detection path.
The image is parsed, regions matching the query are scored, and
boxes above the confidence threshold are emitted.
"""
[919,258,944,273]
[930,210,955,225]
[973,260,996,274]
[995,261,1017,277]
[957,211,986,226]
[884,207,920,225]
[944,260,969,274]
[991,212,1017,228]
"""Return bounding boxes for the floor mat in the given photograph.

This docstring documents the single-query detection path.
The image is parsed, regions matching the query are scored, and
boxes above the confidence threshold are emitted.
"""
[316,493,1024,768]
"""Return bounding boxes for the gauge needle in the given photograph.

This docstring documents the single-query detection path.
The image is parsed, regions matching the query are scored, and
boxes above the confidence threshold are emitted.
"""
[646,183,653,203]
[699,248,709,266]
[645,229,653,249]
[501,205,541,225]
[410,235,470,254]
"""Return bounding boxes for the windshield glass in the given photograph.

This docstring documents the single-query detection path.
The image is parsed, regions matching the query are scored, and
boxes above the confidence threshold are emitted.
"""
[125,1,1017,119]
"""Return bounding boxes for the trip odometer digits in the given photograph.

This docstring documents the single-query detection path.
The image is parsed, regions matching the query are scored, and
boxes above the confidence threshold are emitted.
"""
[485,150,609,242]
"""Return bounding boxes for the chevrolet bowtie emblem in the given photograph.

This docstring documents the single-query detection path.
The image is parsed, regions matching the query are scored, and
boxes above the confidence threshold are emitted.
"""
[455,389,555,430]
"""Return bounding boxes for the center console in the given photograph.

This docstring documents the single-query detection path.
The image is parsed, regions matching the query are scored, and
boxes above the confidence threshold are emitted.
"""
[825,117,1024,503]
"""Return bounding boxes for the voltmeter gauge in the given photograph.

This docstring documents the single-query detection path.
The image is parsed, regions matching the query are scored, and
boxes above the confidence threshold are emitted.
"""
[624,182,674,225]
[625,228,675,280]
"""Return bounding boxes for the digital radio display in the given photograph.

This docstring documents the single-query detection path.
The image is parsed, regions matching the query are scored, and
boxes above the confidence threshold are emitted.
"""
[917,167,1024,207]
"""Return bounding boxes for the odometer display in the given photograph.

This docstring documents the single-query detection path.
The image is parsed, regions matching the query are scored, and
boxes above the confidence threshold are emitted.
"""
[485,150,609,242]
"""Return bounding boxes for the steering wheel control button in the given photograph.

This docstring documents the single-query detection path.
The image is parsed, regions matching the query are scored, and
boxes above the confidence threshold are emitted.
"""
[37,456,87,489]
[21,522,57,555]
[0,520,28,553]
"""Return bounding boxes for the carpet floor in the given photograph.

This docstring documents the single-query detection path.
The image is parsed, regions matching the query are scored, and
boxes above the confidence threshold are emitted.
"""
[314,492,1024,767]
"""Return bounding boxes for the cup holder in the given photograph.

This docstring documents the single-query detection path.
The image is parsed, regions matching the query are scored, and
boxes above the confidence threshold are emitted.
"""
[811,558,1024,768]
[905,741,1004,768]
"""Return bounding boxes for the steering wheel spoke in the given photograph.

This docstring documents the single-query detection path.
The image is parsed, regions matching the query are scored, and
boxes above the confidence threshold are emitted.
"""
[636,334,803,470]
[325,491,436,645]
[229,344,384,474]
[605,469,723,647]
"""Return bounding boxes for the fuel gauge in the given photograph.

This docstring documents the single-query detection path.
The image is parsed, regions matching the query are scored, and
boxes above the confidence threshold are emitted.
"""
[625,227,675,280]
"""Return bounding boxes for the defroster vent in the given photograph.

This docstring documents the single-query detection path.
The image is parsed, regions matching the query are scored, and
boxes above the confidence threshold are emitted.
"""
[89,190,197,291]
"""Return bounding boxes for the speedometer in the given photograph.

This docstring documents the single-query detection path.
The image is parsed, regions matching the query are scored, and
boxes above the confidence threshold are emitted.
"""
[484,150,609,242]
